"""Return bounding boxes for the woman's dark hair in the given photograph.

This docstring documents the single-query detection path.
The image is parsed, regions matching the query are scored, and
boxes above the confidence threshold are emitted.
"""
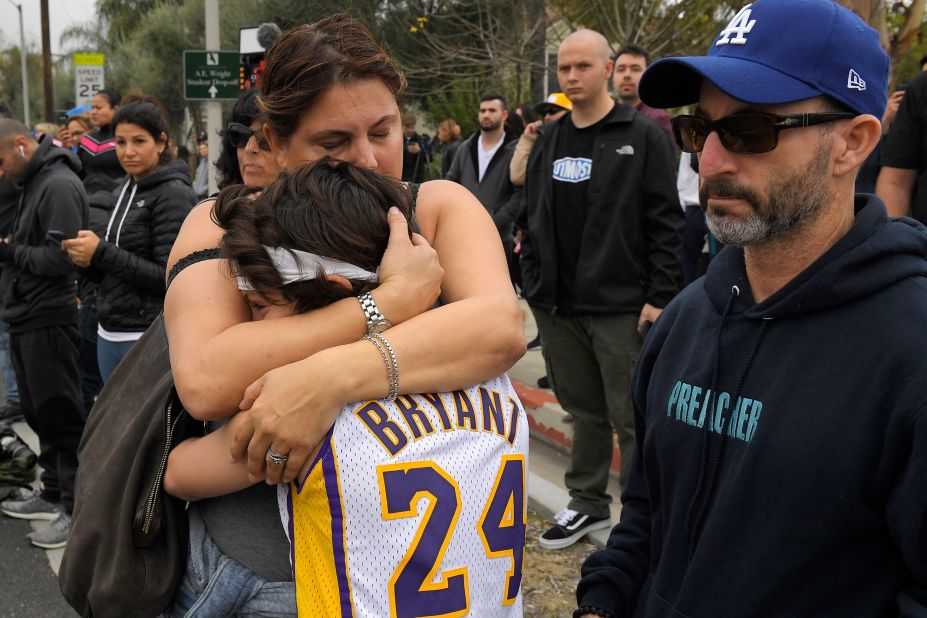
[515,104,537,124]
[95,88,121,109]
[259,14,406,143]
[217,158,415,314]
[217,89,261,189]
[506,113,525,137]
[112,97,171,165]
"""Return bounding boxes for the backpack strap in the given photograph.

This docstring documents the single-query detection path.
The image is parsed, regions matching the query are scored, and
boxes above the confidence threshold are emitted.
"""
[166,248,221,289]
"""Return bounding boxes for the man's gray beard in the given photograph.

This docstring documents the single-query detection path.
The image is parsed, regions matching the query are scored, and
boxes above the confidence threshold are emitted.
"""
[702,144,831,247]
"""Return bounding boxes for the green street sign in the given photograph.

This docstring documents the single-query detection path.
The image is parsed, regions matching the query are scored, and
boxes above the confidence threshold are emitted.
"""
[183,50,240,100]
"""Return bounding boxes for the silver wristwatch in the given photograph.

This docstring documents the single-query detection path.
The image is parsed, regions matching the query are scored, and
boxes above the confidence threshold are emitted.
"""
[358,292,391,334]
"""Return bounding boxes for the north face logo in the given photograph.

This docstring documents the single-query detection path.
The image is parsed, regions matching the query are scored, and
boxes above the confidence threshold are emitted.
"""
[716,5,756,46]
[615,145,635,155]
[847,69,866,91]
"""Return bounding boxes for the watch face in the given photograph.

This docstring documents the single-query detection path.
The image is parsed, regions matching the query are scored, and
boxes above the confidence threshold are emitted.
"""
[369,318,389,334]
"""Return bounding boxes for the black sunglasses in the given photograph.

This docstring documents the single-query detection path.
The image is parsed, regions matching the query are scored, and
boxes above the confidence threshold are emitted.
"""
[671,112,856,154]
[226,122,270,150]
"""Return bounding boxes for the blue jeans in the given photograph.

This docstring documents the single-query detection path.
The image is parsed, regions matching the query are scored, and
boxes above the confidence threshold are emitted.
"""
[96,338,138,383]
[0,320,19,407]
[167,507,296,617]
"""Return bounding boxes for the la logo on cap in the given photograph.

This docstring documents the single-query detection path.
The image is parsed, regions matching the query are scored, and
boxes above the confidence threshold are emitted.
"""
[717,4,756,46]
[847,69,867,91]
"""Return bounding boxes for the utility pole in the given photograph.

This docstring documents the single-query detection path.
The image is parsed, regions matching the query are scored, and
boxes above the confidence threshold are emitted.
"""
[6,0,30,126]
[40,0,53,121]
[205,0,220,195]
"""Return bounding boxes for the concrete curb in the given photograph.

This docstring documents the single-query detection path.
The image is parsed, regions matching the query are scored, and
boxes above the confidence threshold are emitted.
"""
[512,378,623,478]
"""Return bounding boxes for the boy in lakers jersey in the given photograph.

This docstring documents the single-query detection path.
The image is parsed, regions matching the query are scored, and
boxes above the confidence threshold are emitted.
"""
[165,160,529,617]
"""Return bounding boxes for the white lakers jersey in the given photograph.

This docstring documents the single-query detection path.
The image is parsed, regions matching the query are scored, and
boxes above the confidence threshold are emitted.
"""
[278,374,529,617]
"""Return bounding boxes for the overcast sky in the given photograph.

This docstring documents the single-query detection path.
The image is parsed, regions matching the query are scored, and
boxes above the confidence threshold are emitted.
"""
[0,1,97,56]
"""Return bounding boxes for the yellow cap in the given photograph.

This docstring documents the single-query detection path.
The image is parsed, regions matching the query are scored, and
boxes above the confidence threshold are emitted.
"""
[534,92,573,114]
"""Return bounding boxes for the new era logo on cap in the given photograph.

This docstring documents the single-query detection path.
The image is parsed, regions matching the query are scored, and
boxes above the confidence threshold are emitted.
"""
[847,69,866,91]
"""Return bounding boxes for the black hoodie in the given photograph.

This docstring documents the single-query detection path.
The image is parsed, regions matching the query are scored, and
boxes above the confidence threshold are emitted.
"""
[578,196,927,617]
[0,137,88,331]
[87,158,194,333]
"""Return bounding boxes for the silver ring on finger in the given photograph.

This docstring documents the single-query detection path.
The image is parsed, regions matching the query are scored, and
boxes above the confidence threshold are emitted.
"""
[266,449,289,466]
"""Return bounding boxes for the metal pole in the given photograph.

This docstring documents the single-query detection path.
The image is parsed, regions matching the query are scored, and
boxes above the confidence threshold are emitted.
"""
[40,0,53,121]
[7,0,30,126]
[205,0,220,196]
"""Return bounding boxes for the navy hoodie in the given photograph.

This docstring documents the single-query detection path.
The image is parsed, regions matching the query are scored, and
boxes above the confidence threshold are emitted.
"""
[578,196,927,617]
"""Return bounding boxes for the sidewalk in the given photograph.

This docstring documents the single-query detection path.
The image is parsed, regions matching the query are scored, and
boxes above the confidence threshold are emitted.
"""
[513,300,623,547]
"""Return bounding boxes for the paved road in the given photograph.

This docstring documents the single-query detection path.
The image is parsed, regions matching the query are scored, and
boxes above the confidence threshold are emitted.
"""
[0,513,75,617]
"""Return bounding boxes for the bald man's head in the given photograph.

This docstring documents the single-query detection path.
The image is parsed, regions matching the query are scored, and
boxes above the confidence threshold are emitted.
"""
[557,29,614,107]
[560,29,611,62]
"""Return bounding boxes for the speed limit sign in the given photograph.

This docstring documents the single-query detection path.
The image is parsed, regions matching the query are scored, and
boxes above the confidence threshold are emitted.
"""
[74,53,105,107]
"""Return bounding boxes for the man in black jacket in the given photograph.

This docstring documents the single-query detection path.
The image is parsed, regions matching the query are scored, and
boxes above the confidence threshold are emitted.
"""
[0,120,88,550]
[446,93,522,283]
[518,29,682,550]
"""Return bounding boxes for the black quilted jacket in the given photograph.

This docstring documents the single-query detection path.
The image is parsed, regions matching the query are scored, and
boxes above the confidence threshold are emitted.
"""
[88,159,194,332]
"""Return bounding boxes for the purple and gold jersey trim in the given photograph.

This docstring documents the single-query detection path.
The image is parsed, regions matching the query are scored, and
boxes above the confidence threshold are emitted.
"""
[323,447,354,617]
[289,433,355,617]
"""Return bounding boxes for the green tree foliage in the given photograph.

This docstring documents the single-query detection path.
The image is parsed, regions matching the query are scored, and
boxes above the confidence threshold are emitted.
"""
[0,38,44,124]
[549,0,741,59]
[378,0,547,121]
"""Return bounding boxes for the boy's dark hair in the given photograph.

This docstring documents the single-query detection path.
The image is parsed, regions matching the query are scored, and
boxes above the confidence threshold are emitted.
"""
[216,158,416,314]
[616,44,651,66]
[480,93,508,110]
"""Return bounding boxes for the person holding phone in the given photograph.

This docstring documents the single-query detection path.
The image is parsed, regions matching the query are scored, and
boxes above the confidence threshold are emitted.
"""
[0,119,88,550]
[63,97,195,381]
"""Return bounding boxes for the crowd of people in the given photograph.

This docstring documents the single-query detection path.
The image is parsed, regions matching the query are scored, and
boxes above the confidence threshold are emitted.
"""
[0,0,924,616]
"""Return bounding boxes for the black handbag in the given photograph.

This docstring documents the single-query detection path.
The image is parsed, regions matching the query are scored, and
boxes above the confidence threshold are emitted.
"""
[59,314,203,618]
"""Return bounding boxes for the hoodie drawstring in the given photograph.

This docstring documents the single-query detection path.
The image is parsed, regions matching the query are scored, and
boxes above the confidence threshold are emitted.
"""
[684,285,771,561]
[104,178,137,248]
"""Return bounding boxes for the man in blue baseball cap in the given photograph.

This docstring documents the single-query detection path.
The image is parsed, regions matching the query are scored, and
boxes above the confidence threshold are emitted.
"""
[574,1,927,617]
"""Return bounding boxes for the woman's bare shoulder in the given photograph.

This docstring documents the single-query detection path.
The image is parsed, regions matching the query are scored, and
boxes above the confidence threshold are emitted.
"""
[167,198,224,273]
[415,180,489,240]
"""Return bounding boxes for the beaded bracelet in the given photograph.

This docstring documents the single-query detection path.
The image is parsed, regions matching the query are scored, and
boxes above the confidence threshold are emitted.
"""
[572,606,616,618]
[369,332,399,400]
[362,334,399,401]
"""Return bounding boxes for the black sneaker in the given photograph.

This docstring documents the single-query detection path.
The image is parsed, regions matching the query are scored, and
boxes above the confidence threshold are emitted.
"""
[537,375,550,389]
[527,335,541,350]
[0,427,36,485]
[538,508,611,549]
[0,404,23,424]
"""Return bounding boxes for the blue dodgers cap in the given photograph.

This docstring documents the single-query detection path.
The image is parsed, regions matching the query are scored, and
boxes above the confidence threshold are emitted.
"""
[639,0,889,119]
